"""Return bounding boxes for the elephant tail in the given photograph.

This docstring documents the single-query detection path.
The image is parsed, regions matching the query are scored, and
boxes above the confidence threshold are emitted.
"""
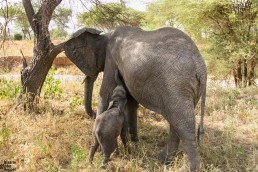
[197,73,207,145]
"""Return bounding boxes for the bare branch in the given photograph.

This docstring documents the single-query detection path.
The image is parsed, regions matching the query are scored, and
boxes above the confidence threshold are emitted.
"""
[120,0,126,8]
[22,0,35,30]
[1,0,10,46]
[38,0,63,27]
[20,49,28,68]
[50,42,64,58]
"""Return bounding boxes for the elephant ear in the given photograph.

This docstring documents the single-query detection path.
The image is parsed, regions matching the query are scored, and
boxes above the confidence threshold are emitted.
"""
[64,27,102,77]
[107,101,114,110]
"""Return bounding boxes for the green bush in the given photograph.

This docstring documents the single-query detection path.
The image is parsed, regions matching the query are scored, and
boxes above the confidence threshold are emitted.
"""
[0,78,21,99]
[14,33,22,40]
[71,144,86,170]
[0,127,9,146]
[42,67,62,99]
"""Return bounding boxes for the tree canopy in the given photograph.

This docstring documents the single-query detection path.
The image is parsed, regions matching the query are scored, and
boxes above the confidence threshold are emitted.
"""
[145,0,258,87]
[51,7,72,39]
[77,3,145,31]
[0,0,72,40]
[0,1,21,41]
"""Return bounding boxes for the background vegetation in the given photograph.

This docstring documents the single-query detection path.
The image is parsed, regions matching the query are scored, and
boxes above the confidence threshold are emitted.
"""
[1,0,257,87]
[77,3,145,31]
[144,0,258,87]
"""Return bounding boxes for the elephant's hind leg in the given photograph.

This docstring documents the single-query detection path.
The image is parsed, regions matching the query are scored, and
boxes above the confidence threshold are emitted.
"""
[121,124,131,153]
[157,124,180,164]
[127,94,139,142]
[174,107,200,172]
[89,136,99,162]
[101,138,118,164]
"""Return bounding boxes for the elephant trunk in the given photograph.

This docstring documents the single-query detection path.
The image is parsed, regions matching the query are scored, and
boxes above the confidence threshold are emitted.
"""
[84,75,97,117]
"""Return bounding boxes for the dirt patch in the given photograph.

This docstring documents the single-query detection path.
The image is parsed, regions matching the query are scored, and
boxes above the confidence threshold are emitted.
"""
[0,56,74,73]
[0,40,66,57]
[0,40,74,73]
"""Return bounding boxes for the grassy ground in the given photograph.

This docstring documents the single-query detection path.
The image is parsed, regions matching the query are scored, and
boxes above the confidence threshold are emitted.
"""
[0,70,258,172]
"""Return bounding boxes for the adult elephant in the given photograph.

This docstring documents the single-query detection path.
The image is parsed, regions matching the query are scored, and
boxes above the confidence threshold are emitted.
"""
[64,26,207,171]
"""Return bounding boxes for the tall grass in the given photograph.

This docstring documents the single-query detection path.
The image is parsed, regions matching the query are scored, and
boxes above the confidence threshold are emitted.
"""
[0,76,257,171]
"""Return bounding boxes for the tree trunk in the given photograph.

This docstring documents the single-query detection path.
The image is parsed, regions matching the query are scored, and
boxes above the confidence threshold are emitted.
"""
[22,28,26,39]
[28,29,32,40]
[233,69,238,87]
[1,0,10,44]
[243,59,248,87]
[120,0,126,7]
[234,60,242,87]
[21,0,64,105]
[248,59,257,86]
[21,43,64,98]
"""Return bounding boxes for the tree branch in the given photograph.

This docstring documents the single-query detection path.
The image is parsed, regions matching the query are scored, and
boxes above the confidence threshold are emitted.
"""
[22,0,35,31]
[39,0,62,26]
[50,42,65,57]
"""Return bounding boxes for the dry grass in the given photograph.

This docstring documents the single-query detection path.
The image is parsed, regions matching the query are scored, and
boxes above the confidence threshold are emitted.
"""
[0,75,257,172]
[0,40,66,57]
[0,40,33,57]
[0,40,82,75]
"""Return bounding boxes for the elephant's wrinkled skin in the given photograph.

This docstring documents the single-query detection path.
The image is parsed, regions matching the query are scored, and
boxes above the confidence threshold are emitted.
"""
[89,70,129,164]
[64,26,207,171]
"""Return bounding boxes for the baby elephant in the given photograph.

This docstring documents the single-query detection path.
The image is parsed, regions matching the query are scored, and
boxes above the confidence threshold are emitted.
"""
[89,70,129,164]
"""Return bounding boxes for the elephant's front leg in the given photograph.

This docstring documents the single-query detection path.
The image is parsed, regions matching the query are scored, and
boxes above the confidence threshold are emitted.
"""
[127,95,139,142]
[97,94,109,116]
[97,54,117,115]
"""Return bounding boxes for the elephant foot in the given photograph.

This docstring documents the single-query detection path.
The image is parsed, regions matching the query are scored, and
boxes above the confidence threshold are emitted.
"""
[177,164,198,172]
[101,157,110,168]
[126,146,131,154]
[101,163,107,169]
[177,154,199,172]
[177,165,190,172]
[114,148,119,155]
[157,144,179,165]
[88,157,93,163]
[157,150,172,165]
[131,135,139,142]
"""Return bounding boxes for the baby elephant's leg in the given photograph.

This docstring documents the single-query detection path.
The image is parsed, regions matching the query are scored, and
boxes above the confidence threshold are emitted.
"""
[101,137,118,164]
[121,124,130,153]
[89,136,99,162]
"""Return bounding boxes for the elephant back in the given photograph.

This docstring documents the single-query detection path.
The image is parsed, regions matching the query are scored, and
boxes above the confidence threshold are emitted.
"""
[67,27,102,41]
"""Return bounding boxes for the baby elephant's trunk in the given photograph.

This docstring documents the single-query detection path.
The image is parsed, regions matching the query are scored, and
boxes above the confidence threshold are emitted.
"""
[115,69,123,86]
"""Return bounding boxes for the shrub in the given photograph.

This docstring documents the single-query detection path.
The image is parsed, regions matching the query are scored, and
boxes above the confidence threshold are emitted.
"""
[14,33,22,40]
[0,78,21,99]
[71,144,86,170]
[69,96,83,111]
[0,127,9,146]
[42,67,62,99]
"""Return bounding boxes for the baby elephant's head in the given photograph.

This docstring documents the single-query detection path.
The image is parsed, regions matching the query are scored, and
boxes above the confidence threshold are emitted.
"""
[111,85,127,100]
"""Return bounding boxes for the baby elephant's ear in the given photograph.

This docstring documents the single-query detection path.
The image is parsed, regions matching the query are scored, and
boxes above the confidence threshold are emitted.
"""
[107,101,114,110]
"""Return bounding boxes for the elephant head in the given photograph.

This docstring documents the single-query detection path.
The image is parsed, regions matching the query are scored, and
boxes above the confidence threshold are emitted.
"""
[64,28,108,117]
